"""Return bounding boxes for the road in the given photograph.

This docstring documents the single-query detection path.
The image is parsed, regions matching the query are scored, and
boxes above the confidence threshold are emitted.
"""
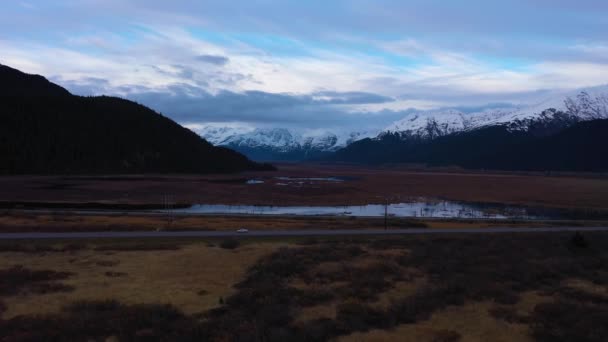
[0,226,607,240]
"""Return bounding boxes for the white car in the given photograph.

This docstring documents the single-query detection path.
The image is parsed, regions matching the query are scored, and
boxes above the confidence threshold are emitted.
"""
[236,228,249,233]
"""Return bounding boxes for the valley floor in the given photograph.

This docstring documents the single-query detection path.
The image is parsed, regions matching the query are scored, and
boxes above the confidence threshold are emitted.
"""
[1,164,608,210]
[1,233,607,341]
[0,210,606,233]
[1,164,608,340]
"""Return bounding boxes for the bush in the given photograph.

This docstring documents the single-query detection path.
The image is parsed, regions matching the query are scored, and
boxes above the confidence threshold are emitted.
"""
[432,329,462,342]
[489,306,529,324]
[299,318,339,340]
[570,232,588,249]
[335,303,390,332]
[104,271,127,278]
[219,239,240,249]
[0,243,86,253]
[0,300,206,341]
[0,265,73,295]
[531,300,608,342]
[94,242,180,251]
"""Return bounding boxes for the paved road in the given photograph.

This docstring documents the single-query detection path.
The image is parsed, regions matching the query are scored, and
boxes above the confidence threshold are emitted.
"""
[0,227,607,240]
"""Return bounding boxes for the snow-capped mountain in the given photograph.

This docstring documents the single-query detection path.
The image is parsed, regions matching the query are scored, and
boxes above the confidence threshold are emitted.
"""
[197,126,376,161]
[196,125,254,145]
[383,85,608,139]
[330,85,608,170]
[195,85,607,161]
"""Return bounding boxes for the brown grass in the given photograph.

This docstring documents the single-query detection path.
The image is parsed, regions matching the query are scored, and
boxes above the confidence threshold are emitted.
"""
[369,277,428,310]
[295,302,340,324]
[563,278,608,298]
[0,212,432,232]
[1,210,603,233]
[1,164,608,209]
[346,291,553,341]
[340,301,533,342]
[2,233,608,341]
[0,241,279,319]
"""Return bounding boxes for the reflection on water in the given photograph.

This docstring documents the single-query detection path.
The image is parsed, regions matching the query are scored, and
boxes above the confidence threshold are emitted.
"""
[175,201,542,220]
[275,177,345,182]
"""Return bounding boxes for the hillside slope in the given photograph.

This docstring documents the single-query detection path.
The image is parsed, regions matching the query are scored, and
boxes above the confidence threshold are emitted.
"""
[0,64,272,174]
[330,119,608,172]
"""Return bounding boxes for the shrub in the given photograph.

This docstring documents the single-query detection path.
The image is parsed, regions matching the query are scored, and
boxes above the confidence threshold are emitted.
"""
[95,260,119,267]
[0,243,85,253]
[104,271,127,278]
[0,266,73,295]
[570,232,588,249]
[531,300,608,342]
[489,306,529,324]
[299,318,340,340]
[335,303,390,332]
[432,329,462,342]
[219,239,240,249]
[94,242,180,251]
[0,300,206,341]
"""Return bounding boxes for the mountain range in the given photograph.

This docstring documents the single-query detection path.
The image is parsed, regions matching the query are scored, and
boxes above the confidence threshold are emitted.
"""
[3,62,607,173]
[0,64,272,174]
[329,86,608,171]
[196,126,375,161]
[198,86,608,165]
[382,86,608,138]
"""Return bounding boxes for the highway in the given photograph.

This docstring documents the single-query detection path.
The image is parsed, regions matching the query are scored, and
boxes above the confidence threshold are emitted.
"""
[0,226,607,240]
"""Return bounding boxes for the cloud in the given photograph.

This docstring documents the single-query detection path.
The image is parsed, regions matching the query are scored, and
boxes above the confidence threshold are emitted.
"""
[52,77,112,96]
[195,54,229,65]
[124,85,401,129]
[2,1,608,133]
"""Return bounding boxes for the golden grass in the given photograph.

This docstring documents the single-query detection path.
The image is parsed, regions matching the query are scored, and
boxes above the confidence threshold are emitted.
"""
[369,277,427,311]
[290,245,427,327]
[339,301,533,342]
[564,278,608,298]
[295,302,340,324]
[0,242,279,319]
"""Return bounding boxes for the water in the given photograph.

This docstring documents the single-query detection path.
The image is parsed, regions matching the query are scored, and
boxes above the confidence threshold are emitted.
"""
[174,201,540,219]
[275,177,345,182]
[247,177,345,186]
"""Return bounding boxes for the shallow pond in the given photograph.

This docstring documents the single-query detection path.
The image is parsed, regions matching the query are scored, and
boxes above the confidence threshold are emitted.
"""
[175,201,543,220]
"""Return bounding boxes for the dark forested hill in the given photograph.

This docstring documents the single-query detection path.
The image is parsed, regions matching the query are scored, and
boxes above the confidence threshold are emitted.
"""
[472,119,608,172]
[0,64,71,97]
[329,119,608,172]
[0,64,273,174]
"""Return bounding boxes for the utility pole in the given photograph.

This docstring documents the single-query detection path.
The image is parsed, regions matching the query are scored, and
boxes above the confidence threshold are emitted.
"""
[384,198,388,230]
[163,194,173,230]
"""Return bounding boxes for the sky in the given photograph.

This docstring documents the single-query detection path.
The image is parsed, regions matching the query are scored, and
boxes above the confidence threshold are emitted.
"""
[1,0,608,133]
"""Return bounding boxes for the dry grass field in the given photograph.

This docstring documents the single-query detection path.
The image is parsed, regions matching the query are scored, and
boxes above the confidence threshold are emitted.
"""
[0,211,426,232]
[1,233,608,341]
[1,164,608,210]
[1,210,602,233]
[1,165,608,340]
[0,241,279,320]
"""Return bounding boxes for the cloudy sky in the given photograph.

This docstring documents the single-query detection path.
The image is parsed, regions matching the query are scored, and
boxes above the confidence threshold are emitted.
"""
[1,0,607,133]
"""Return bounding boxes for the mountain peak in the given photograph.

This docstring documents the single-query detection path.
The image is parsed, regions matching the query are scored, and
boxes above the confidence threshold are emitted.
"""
[0,64,71,97]
[382,85,608,140]
[197,126,376,161]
